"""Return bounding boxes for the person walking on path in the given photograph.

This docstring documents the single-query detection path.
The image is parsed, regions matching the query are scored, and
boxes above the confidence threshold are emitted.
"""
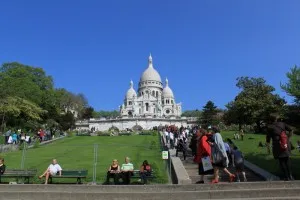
[232,146,247,182]
[266,114,294,181]
[194,129,214,184]
[209,126,235,184]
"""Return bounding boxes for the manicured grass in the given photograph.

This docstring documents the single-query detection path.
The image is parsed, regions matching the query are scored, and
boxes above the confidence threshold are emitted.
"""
[1,135,168,184]
[221,131,300,179]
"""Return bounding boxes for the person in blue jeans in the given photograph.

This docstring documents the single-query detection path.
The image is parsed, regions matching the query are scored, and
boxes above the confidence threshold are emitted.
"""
[140,160,151,184]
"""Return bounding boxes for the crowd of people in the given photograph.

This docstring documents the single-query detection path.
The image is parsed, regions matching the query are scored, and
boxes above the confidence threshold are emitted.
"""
[163,113,295,183]
[165,125,246,184]
[2,129,53,145]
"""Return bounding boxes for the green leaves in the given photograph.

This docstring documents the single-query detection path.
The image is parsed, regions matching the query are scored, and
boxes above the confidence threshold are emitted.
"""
[0,96,46,121]
[0,62,90,131]
[281,65,300,105]
[224,77,285,132]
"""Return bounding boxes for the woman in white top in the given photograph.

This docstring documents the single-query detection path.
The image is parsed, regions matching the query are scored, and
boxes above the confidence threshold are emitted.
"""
[39,159,62,184]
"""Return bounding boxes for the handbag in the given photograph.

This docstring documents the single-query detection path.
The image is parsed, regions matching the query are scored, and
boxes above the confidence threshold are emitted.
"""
[201,156,213,171]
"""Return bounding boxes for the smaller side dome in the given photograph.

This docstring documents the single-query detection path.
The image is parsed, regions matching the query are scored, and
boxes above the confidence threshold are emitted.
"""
[126,80,137,99]
[163,78,174,98]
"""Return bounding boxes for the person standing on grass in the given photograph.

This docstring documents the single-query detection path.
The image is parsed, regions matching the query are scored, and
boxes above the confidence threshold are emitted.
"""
[209,126,235,184]
[232,146,247,182]
[266,114,294,181]
[39,159,62,184]
[121,157,134,185]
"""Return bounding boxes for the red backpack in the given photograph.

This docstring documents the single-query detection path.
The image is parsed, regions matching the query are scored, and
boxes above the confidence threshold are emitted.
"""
[279,131,288,152]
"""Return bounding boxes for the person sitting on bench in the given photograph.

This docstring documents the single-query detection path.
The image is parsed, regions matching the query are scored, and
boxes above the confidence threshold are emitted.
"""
[121,157,134,185]
[140,160,151,184]
[105,159,120,184]
[0,158,6,175]
[39,159,62,184]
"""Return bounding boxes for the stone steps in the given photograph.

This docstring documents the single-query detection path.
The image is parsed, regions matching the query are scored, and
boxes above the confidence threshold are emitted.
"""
[0,186,299,200]
[177,150,264,184]
[1,181,300,192]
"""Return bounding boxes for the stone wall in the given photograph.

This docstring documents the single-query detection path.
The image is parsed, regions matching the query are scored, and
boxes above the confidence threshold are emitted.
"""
[76,117,197,131]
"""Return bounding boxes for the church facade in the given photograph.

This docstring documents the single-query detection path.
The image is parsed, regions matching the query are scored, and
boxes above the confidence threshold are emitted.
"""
[120,55,182,117]
[75,55,194,131]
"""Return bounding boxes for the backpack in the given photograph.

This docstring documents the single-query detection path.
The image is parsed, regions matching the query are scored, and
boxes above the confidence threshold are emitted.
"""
[279,131,288,152]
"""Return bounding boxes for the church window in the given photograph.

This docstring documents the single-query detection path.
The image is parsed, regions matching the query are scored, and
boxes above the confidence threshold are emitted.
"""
[152,91,155,96]
[171,100,174,104]
[154,108,156,113]
[166,109,170,114]
[156,91,158,97]
[128,101,132,105]
[145,103,149,111]
[139,108,141,114]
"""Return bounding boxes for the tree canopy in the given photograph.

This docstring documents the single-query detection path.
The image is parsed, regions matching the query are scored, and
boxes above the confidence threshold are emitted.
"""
[281,65,300,105]
[223,77,285,132]
[0,62,90,132]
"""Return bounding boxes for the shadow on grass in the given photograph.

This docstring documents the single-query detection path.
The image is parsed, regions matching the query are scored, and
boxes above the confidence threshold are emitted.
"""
[245,151,300,180]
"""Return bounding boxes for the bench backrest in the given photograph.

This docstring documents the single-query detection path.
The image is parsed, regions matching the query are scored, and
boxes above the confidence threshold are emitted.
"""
[61,170,88,176]
[132,170,154,176]
[3,169,37,176]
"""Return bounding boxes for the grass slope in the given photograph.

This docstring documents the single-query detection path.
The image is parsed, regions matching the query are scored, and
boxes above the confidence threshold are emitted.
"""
[221,131,300,179]
[1,135,168,184]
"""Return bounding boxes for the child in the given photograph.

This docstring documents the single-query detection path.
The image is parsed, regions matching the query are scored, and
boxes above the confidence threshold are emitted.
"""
[232,146,247,182]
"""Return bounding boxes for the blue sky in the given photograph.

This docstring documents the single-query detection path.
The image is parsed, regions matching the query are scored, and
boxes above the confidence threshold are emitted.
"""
[0,0,299,111]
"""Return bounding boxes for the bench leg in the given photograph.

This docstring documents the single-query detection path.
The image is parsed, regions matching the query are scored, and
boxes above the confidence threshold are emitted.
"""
[77,178,82,184]
[49,177,52,184]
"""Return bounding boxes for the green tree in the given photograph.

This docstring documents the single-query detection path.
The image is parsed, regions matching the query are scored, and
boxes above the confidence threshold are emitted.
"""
[201,101,219,127]
[281,65,300,105]
[181,110,202,118]
[93,110,119,118]
[225,77,285,132]
[0,62,53,106]
[80,106,94,119]
[59,111,75,131]
[0,96,46,130]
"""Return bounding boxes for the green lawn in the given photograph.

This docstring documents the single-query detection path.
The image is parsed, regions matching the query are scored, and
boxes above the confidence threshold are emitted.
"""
[1,135,168,184]
[221,131,300,179]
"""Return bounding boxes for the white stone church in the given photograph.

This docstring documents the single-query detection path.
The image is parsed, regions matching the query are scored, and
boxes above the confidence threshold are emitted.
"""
[120,54,182,117]
[76,55,196,131]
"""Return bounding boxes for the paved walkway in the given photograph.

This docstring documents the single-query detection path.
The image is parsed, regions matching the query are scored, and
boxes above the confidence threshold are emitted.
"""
[167,139,264,184]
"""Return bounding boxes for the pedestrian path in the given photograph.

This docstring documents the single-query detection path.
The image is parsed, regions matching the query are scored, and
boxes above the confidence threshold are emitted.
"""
[175,149,264,184]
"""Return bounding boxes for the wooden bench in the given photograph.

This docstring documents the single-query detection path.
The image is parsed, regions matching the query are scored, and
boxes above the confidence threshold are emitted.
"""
[0,169,37,184]
[131,170,156,181]
[49,169,88,184]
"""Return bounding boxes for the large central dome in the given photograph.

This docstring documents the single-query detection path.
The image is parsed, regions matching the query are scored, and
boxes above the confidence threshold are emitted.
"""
[140,54,162,83]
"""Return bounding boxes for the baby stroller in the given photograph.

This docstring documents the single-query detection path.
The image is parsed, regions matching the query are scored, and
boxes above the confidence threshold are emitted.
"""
[176,139,187,160]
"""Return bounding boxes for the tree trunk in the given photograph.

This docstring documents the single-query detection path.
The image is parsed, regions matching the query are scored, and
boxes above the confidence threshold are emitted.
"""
[255,120,262,133]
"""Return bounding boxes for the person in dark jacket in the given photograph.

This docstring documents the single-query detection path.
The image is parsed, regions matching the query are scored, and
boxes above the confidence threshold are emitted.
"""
[266,114,294,181]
